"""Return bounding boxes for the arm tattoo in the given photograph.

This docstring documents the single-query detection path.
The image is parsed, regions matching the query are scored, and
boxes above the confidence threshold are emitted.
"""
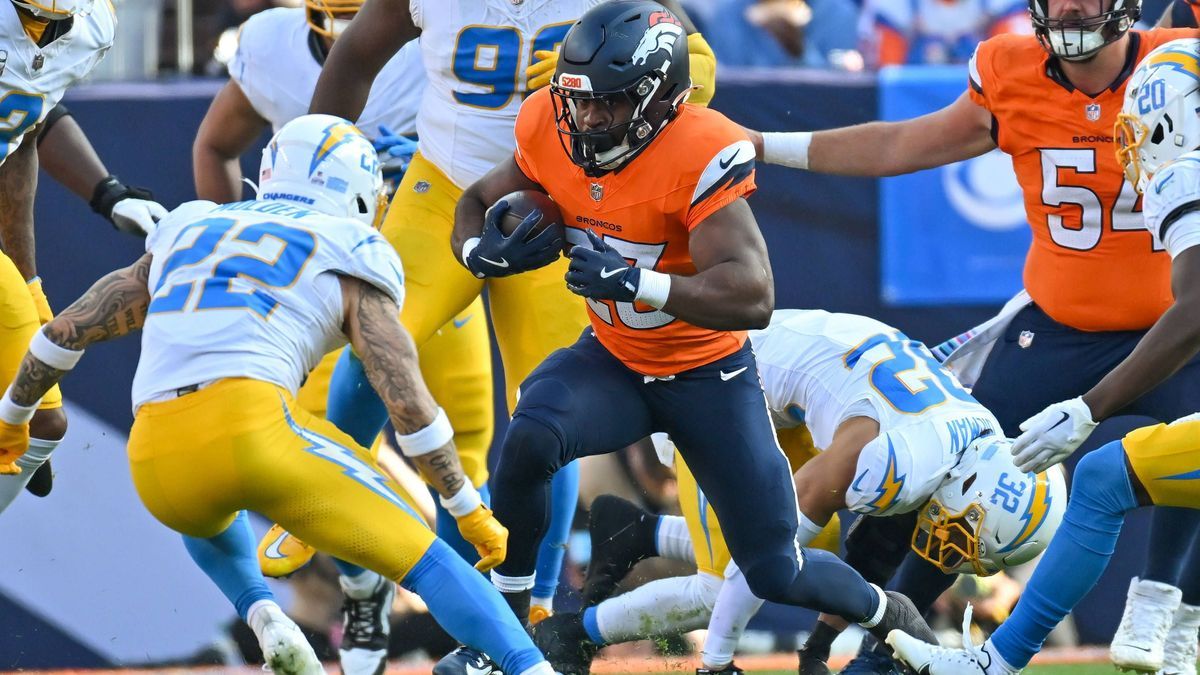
[10,254,153,407]
[349,279,466,498]
[0,133,39,279]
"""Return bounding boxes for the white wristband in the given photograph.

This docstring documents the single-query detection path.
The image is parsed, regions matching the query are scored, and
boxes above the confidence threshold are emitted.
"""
[634,269,671,309]
[0,385,37,425]
[461,237,481,267]
[762,131,813,170]
[439,481,483,517]
[29,330,84,371]
[395,407,454,457]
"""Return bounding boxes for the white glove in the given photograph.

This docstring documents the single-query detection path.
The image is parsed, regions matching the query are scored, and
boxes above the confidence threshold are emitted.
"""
[1011,396,1097,473]
[110,198,167,237]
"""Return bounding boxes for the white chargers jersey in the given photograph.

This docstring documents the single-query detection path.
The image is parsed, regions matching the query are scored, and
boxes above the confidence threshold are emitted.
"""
[230,7,423,136]
[132,199,405,410]
[411,0,603,187]
[1143,151,1200,259]
[750,309,997,449]
[750,310,1002,515]
[0,0,114,162]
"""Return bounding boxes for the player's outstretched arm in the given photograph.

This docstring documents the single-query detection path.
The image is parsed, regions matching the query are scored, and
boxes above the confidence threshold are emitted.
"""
[309,0,419,122]
[340,275,507,570]
[745,91,995,177]
[193,82,271,203]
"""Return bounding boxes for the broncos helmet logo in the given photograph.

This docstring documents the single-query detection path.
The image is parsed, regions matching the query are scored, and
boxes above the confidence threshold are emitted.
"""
[632,14,684,68]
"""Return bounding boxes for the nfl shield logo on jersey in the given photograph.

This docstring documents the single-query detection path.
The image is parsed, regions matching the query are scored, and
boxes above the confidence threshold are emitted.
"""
[1085,103,1101,121]
[1019,330,1035,348]
[590,182,603,201]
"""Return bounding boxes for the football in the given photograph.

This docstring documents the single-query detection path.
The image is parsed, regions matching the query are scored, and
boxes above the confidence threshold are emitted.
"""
[495,189,566,249]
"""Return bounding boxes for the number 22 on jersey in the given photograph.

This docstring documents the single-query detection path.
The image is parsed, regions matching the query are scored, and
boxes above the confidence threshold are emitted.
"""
[148,217,316,319]
[452,22,571,109]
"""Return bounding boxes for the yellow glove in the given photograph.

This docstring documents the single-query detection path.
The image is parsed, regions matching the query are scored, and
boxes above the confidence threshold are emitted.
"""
[27,278,53,325]
[687,33,717,107]
[0,419,30,475]
[526,49,559,90]
[456,504,508,572]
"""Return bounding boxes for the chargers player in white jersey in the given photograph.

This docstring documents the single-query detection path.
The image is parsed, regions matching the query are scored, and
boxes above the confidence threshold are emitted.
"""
[0,0,167,511]
[284,3,718,671]
[0,114,560,675]
[890,39,1200,675]
[191,4,499,671]
[536,309,1066,675]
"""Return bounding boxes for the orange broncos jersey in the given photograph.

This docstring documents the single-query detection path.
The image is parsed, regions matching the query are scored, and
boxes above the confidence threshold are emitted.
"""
[968,30,1192,331]
[514,88,757,376]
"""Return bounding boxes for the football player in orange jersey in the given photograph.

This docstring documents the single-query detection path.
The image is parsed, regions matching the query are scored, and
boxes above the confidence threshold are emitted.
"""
[449,3,938,674]
[1155,0,1199,27]
[733,0,1200,672]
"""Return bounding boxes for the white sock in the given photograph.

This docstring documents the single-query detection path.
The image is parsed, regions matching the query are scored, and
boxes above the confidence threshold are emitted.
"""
[655,515,694,563]
[531,595,553,612]
[596,572,721,644]
[339,569,384,599]
[701,564,765,669]
[796,511,825,549]
[981,638,1020,675]
[246,599,282,631]
[0,436,59,514]
[491,571,536,593]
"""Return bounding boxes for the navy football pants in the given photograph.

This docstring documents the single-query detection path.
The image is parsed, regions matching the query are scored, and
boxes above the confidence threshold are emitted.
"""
[492,331,879,619]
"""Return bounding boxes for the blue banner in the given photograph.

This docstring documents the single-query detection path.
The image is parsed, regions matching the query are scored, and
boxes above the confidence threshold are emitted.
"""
[879,65,1030,305]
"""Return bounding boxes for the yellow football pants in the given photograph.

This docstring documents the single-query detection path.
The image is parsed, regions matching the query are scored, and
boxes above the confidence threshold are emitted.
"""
[679,424,841,577]
[0,252,60,409]
[129,378,435,582]
[1123,416,1200,509]
[383,152,589,413]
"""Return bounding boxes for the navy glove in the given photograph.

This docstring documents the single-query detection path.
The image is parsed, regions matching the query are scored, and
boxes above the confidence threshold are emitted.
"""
[566,230,639,302]
[464,199,563,278]
[374,125,419,179]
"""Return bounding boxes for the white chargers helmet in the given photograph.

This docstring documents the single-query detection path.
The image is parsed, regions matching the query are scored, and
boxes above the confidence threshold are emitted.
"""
[1116,39,1200,193]
[259,114,385,228]
[912,436,1067,577]
[12,0,90,18]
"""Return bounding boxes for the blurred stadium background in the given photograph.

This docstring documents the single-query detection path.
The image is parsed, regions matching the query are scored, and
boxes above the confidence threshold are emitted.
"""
[0,0,1183,669]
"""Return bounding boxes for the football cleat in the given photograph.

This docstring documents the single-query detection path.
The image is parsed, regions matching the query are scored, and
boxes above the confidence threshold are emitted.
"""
[528,605,553,626]
[887,607,989,675]
[839,649,904,675]
[582,495,657,606]
[258,525,317,578]
[339,573,394,675]
[795,645,832,675]
[1110,577,1181,673]
[432,646,501,675]
[1160,603,1200,675]
[248,604,324,675]
[532,612,599,675]
[865,591,939,647]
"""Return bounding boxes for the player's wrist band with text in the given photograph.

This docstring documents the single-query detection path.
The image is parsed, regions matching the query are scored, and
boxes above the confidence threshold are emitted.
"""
[762,131,813,170]
[394,407,454,457]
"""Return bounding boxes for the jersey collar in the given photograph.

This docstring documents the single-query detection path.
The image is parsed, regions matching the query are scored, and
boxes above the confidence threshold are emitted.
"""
[1044,31,1141,96]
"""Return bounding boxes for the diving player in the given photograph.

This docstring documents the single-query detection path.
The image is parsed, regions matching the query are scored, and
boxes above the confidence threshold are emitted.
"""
[887,41,1200,674]
[453,5,938,674]
[303,0,718,655]
[538,310,1066,675]
[191,6,495,670]
[743,0,1200,670]
[0,114,555,675]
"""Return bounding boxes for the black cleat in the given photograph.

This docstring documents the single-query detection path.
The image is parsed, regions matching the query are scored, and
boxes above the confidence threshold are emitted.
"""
[24,459,52,497]
[582,495,657,605]
[338,574,394,675]
[696,663,745,674]
[866,591,938,648]
[796,645,832,675]
[839,649,905,675]
[432,646,501,675]
[532,611,599,675]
